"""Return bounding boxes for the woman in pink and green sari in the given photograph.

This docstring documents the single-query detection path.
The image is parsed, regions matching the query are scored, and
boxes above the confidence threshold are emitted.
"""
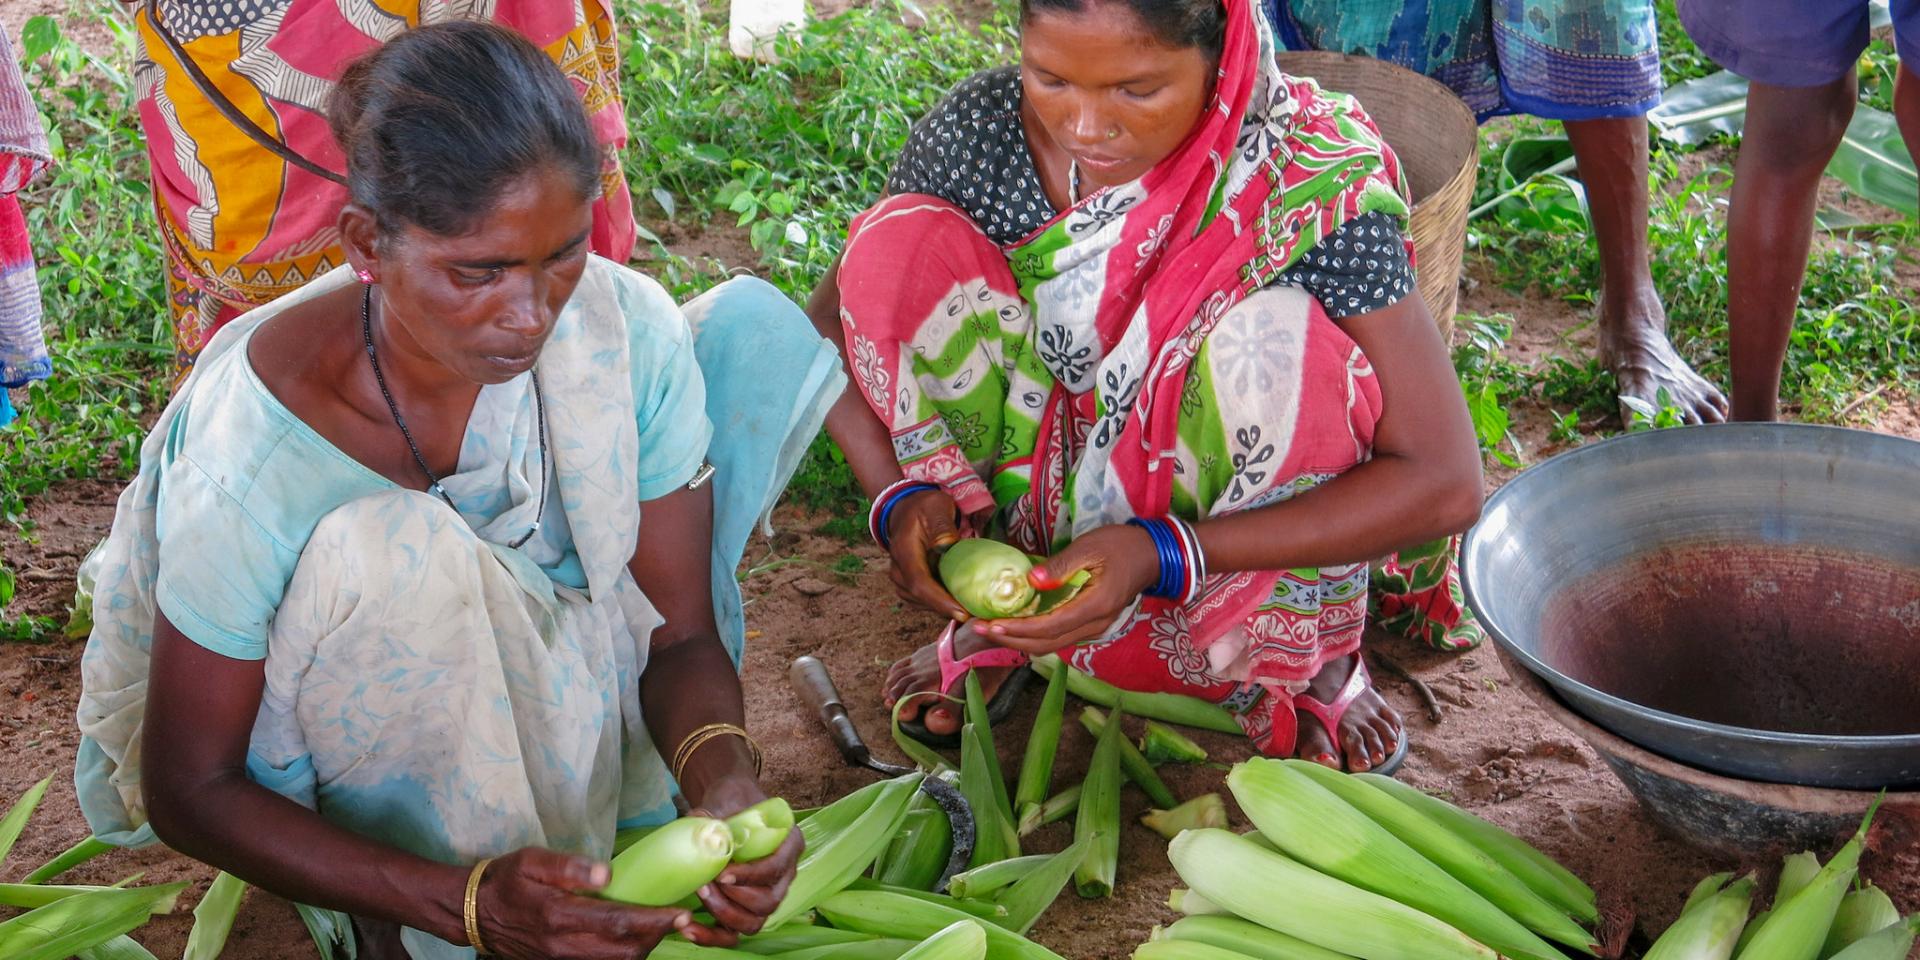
[807,0,1484,772]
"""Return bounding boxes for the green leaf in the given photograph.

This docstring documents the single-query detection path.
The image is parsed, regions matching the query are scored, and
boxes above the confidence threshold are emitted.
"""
[1648,70,1749,146]
[689,143,729,164]
[75,935,161,960]
[182,872,248,960]
[1465,383,1510,450]
[25,836,115,885]
[293,904,358,960]
[0,883,188,960]
[650,187,677,219]
[0,777,53,867]
[20,16,61,63]
[1829,106,1918,218]
[0,882,126,909]
[0,564,14,608]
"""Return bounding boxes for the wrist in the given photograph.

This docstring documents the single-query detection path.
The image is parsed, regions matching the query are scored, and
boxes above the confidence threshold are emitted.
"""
[685,770,767,819]
[408,860,473,946]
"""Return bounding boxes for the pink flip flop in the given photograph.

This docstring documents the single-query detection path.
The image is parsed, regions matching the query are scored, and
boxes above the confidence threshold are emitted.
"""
[897,621,1035,748]
[1294,655,1409,776]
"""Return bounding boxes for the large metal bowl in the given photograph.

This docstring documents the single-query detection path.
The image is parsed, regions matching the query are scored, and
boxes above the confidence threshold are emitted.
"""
[1462,423,1920,789]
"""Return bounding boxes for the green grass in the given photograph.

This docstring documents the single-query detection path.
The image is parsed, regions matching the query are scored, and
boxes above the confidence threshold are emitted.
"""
[2,0,1915,629]
[3,15,166,548]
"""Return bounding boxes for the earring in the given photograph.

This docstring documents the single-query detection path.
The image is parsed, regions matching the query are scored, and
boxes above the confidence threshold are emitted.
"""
[356,269,374,284]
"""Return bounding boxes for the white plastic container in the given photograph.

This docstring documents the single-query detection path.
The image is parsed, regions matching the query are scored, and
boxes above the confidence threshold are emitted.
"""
[728,0,806,61]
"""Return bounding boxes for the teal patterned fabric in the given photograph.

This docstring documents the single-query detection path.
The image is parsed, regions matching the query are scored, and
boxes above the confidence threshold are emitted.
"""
[1268,0,1662,121]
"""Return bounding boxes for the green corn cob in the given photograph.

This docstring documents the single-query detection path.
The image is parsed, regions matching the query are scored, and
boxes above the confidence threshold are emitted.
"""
[1014,658,1070,831]
[1140,722,1209,765]
[1821,885,1900,959]
[1074,705,1127,898]
[1234,760,1570,960]
[994,836,1091,935]
[1644,875,1756,960]
[1161,914,1357,960]
[1019,784,1080,837]
[1080,706,1179,809]
[896,919,990,960]
[1285,760,1596,953]
[1824,915,1918,960]
[1167,829,1498,960]
[1734,801,1877,960]
[1357,772,1597,923]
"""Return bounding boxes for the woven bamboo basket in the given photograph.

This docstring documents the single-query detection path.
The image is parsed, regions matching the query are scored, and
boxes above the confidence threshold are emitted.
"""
[1276,51,1479,339]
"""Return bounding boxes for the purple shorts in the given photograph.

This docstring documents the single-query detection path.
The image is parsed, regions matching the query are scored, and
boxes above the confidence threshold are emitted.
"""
[1675,0,1919,87]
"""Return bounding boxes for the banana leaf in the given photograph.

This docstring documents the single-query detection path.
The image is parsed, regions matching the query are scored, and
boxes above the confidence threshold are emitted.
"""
[1469,136,1585,226]
[1649,69,1916,219]
[1648,70,1749,146]
[1831,107,1918,217]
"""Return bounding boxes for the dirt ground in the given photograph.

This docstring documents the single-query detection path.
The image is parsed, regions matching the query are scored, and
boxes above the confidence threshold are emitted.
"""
[5,3,1920,959]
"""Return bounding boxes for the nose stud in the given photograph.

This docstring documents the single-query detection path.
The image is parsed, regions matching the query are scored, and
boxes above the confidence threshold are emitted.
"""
[1106,128,1119,140]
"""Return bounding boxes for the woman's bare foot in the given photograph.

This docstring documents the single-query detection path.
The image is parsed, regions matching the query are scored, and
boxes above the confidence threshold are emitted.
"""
[882,622,1016,737]
[1294,653,1401,772]
[1600,286,1729,425]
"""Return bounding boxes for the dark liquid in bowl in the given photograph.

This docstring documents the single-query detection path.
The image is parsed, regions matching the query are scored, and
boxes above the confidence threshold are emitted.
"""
[1539,542,1920,737]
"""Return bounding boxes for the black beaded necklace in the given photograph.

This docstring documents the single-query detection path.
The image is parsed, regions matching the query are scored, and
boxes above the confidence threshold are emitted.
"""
[360,284,549,550]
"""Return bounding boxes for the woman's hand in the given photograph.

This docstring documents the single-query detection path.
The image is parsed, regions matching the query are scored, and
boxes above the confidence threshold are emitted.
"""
[690,825,803,937]
[885,487,971,621]
[474,848,733,959]
[973,522,1160,653]
[684,775,804,937]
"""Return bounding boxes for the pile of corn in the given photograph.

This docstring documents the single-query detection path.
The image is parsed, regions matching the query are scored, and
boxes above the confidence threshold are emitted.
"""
[625,653,1244,959]
[1646,803,1916,960]
[1140,757,1605,960]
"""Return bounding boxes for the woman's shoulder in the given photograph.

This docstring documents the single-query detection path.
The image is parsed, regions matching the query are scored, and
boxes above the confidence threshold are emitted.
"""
[568,255,693,355]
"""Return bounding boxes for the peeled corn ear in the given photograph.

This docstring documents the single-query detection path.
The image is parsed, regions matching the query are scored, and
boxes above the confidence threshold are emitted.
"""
[1825,915,1918,960]
[1161,914,1355,960]
[1232,760,1570,960]
[727,797,795,862]
[1167,828,1498,960]
[602,817,734,905]
[897,919,990,960]
[1284,760,1596,953]
[1820,885,1899,959]
[1357,772,1597,923]
[1142,794,1227,841]
[1133,941,1267,960]
[1644,875,1755,960]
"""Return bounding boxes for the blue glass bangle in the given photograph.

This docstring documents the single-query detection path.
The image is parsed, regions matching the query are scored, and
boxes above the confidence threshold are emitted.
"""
[874,482,939,550]
[1128,517,1187,600]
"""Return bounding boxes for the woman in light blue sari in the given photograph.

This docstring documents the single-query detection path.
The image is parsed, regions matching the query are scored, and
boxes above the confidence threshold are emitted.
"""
[72,23,842,960]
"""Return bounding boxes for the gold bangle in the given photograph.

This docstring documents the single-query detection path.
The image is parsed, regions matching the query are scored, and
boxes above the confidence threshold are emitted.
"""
[671,722,763,783]
[464,857,494,956]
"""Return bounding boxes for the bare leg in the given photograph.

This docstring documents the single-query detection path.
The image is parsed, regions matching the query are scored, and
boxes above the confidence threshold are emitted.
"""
[1726,75,1856,421]
[1293,653,1403,773]
[1564,116,1729,423]
[1898,63,1920,175]
[882,623,1015,737]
